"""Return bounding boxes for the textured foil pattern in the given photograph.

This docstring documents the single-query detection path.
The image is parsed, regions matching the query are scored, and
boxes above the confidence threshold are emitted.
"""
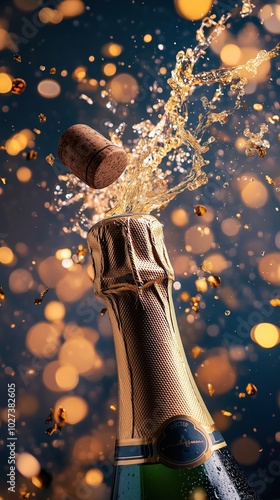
[87,214,214,440]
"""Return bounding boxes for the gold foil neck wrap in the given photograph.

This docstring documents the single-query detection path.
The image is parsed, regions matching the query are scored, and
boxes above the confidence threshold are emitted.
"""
[87,214,214,440]
[87,213,174,295]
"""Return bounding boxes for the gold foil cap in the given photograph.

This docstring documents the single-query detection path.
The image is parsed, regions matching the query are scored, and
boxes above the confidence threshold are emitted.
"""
[87,213,174,297]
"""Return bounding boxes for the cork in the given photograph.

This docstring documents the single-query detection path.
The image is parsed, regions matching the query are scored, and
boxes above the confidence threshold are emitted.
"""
[57,124,128,189]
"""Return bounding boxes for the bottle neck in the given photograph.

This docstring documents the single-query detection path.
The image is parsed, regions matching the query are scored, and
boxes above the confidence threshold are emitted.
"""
[88,214,213,440]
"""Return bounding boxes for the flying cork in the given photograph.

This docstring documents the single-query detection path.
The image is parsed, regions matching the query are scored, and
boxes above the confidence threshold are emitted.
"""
[57,124,128,189]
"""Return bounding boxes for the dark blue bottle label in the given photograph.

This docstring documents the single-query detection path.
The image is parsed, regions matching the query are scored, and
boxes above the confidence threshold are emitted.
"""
[155,416,211,467]
[114,415,226,468]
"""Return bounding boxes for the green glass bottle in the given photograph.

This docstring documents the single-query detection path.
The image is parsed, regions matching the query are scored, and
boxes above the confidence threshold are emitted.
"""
[88,214,259,500]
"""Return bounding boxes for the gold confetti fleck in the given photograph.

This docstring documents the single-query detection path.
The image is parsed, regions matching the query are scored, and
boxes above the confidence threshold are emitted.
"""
[33,128,41,135]
[0,177,7,184]
[253,103,263,111]
[0,285,5,300]
[45,424,59,436]
[34,287,49,305]
[13,53,22,63]
[11,77,26,94]
[191,345,205,358]
[256,145,267,158]
[238,392,246,398]
[38,113,47,123]
[194,205,207,216]
[26,150,37,161]
[221,410,232,417]
[207,383,215,396]
[100,308,107,316]
[246,383,258,395]
[39,65,46,71]
[110,404,117,411]
[19,492,31,499]
[45,406,66,436]
[244,224,250,230]
[57,406,67,427]
[0,145,6,151]
[200,260,213,274]
[45,408,55,424]
[190,295,201,313]
[207,275,221,288]
[49,67,56,74]
[265,175,275,185]
[269,298,280,307]
[46,153,55,166]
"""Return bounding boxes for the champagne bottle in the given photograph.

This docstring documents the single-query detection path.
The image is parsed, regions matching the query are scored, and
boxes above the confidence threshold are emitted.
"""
[88,214,259,500]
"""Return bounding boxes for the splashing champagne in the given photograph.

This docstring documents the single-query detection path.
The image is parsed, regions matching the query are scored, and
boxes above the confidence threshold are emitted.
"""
[88,214,258,499]
[52,14,279,237]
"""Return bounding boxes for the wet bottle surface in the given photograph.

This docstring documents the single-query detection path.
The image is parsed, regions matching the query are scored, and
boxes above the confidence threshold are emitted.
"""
[87,214,259,500]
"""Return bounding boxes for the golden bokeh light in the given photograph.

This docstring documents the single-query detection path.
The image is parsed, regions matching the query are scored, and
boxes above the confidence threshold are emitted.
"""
[220,44,242,66]
[171,207,189,226]
[16,166,32,182]
[37,79,61,98]
[59,337,101,375]
[55,248,72,260]
[44,301,66,321]
[38,256,69,287]
[9,268,33,293]
[143,34,152,43]
[231,436,261,465]
[196,349,237,395]
[102,63,117,77]
[0,246,14,265]
[14,0,39,11]
[57,0,85,18]
[55,265,92,302]
[101,43,123,57]
[39,7,63,24]
[108,73,139,103]
[190,488,208,500]
[84,468,104,487]
[0,73,12,93]
[16,453,41,478]
[174,0,213,20]
[241,180,268,208]
[72,66,87,81]
[55,365,79,390]
[258,252,280,285]
[172,255,192,277]
[221,218,241,237]
[17,393,39,416]
[72,435,103,464]
[212,411,232,432]
[250,322,280,348]
[235,136,247,152]
[43,361,62,391]
[263,4,280,34]
[185,225,214,254]
[55,396,88,424]
[26,322,60,358]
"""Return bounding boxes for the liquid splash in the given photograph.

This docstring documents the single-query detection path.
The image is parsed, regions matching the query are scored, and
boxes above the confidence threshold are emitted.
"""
[51,11,280,238]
